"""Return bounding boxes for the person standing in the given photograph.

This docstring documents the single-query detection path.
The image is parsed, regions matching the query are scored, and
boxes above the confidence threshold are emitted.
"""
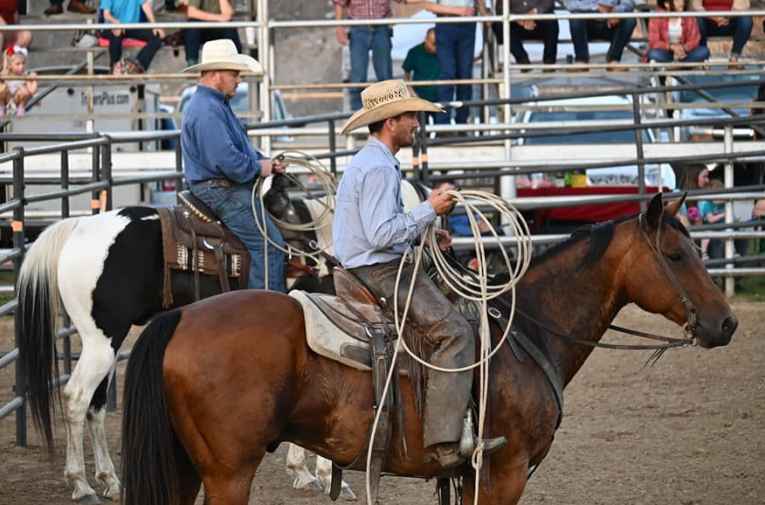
[335,79,506,469]
[335,0,400,112]
[182,39,287,292]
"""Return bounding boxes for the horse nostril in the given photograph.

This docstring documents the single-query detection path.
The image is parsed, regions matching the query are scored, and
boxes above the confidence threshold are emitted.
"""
[721,315,738,337]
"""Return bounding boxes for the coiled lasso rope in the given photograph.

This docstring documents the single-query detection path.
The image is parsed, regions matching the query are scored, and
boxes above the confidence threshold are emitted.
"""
[251,151,337,290]
[365,189,533,505]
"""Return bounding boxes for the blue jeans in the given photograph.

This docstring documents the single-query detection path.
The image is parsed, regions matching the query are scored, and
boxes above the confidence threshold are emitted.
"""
[435,22,476,124]
[648,46,710,62]
[184,22,241,66]
[190,182,286,292]
[510,18,559,64]
[569,17,637,63]
[699,16,753,56]
[349,25,393,111]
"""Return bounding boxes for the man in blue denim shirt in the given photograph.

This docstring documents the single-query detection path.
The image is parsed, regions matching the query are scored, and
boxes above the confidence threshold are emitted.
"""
[182,39,287,292]
[336,79,506,469]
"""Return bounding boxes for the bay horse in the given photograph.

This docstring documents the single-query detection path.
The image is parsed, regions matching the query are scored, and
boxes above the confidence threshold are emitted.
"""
[16,174,422,503]
[120,193,737,505]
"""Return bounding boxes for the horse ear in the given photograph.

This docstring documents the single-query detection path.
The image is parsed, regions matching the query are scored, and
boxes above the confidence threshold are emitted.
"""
[644,193,664,229]
[664,192,687,217]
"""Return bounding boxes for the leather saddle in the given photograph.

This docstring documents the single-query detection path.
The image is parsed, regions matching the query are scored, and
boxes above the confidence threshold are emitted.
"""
[157,190,251,307]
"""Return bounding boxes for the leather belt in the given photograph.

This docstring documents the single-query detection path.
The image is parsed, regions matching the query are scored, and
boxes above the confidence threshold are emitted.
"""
[193,178,234,189]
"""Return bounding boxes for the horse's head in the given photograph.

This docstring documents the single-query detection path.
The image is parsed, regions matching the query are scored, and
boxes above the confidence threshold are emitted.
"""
[263,173,293,221]
[623,193,737,348]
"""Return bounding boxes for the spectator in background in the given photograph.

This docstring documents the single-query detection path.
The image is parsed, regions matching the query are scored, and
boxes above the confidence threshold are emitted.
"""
[44,0,95,15]
[181,0,241,67]
[0,0,32,54]
[102,0,164,74]
[648,0,709,62]
[492,0,558,69]
[405,0,486,125]
[403,28,440,107]
[565,0,637,67]
[692,0,751,65]
[0,50,37,116]
[334,0,399,112]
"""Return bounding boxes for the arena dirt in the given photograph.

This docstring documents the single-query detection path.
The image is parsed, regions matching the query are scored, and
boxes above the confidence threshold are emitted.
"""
[1,301,763,505]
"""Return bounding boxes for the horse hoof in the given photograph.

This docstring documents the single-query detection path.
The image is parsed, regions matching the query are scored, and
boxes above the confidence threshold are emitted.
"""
[293,476,323,492]
[340,483,358,501]
[76,495,102,505]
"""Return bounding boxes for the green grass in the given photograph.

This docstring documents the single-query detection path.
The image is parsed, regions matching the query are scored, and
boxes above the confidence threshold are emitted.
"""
[733,275,765,302]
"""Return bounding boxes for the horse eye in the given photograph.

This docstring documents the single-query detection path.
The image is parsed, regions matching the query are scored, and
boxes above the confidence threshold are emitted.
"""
[666,252,683,262]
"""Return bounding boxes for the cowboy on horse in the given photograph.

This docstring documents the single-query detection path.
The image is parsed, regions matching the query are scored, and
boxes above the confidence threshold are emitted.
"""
[333,79,507,469]
[182,39,288,292]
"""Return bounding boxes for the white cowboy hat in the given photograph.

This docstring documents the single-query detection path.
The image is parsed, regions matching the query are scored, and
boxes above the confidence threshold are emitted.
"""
[341,79,443,134]
[183,39,263,74]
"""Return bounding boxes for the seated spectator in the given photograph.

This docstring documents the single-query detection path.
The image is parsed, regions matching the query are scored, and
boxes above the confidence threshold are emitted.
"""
[102,0,164,74]
[565,0,637,66]
[403,28,440,106]
[44,0,95,15]
[692,0,752,65]
[648,0,710,62]
[0,0,31,54]
[181,0,241,67]
[0,50,36,116]
[492,0,558,68]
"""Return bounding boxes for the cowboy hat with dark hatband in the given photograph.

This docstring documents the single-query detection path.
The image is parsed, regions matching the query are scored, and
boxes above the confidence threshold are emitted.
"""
[184,39,263,74]
[341,79,444,134]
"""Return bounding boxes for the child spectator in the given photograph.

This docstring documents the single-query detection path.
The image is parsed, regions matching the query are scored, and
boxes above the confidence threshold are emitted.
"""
[691,0,752,65]
[402,28,440,103]
[648,0,709,62]
[102,0,164,74]
[0,50,37,116]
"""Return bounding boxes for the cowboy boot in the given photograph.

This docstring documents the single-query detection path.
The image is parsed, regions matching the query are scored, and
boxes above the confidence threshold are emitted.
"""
[427,436,507,470]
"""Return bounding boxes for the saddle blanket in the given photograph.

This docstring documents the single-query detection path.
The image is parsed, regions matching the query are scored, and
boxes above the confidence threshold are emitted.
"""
[290,290,390,371]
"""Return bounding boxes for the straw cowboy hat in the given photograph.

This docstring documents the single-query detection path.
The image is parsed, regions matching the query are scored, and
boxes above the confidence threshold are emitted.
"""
[341,79,443,134]
[184,39,263,74]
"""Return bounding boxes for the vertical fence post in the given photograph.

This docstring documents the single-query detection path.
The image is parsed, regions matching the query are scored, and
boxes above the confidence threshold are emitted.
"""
[91,141,101,216]
[412,113,422,182]
[501,0,515,204]
[420,116,430,185]
[12,147,27,447]
[632,93,647,212]
[102,136,113,212]
[723,126,735,297]
[175,139,184,192]
[60,150,73,376]
[328,119,337,176]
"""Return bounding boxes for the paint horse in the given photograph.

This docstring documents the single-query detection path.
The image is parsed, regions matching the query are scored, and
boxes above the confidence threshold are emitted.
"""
[15,180,341,504]
[120,194,737,505]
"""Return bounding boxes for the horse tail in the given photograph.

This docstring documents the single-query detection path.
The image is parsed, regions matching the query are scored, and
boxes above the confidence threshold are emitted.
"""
[17,217,80,449]
[122,309,187,505]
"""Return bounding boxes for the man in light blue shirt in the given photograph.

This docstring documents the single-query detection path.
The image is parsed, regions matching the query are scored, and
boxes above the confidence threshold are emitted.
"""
[182,39,287,292]
[335,79,506,469]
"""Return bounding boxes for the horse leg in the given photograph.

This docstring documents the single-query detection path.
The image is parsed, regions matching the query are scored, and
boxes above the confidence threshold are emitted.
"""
[201,457,261,505]
[62,343,115,503]
[285,444,321,491]
[461,459,530,505]
[84,376,120,500]
[315,455,357,501]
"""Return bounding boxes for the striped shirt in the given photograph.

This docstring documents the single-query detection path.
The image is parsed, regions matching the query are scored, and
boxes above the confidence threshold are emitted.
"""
[334,0,391,20]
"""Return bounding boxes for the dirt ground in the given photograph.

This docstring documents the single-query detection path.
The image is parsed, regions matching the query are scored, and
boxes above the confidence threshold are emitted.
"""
[0,300,763,505]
